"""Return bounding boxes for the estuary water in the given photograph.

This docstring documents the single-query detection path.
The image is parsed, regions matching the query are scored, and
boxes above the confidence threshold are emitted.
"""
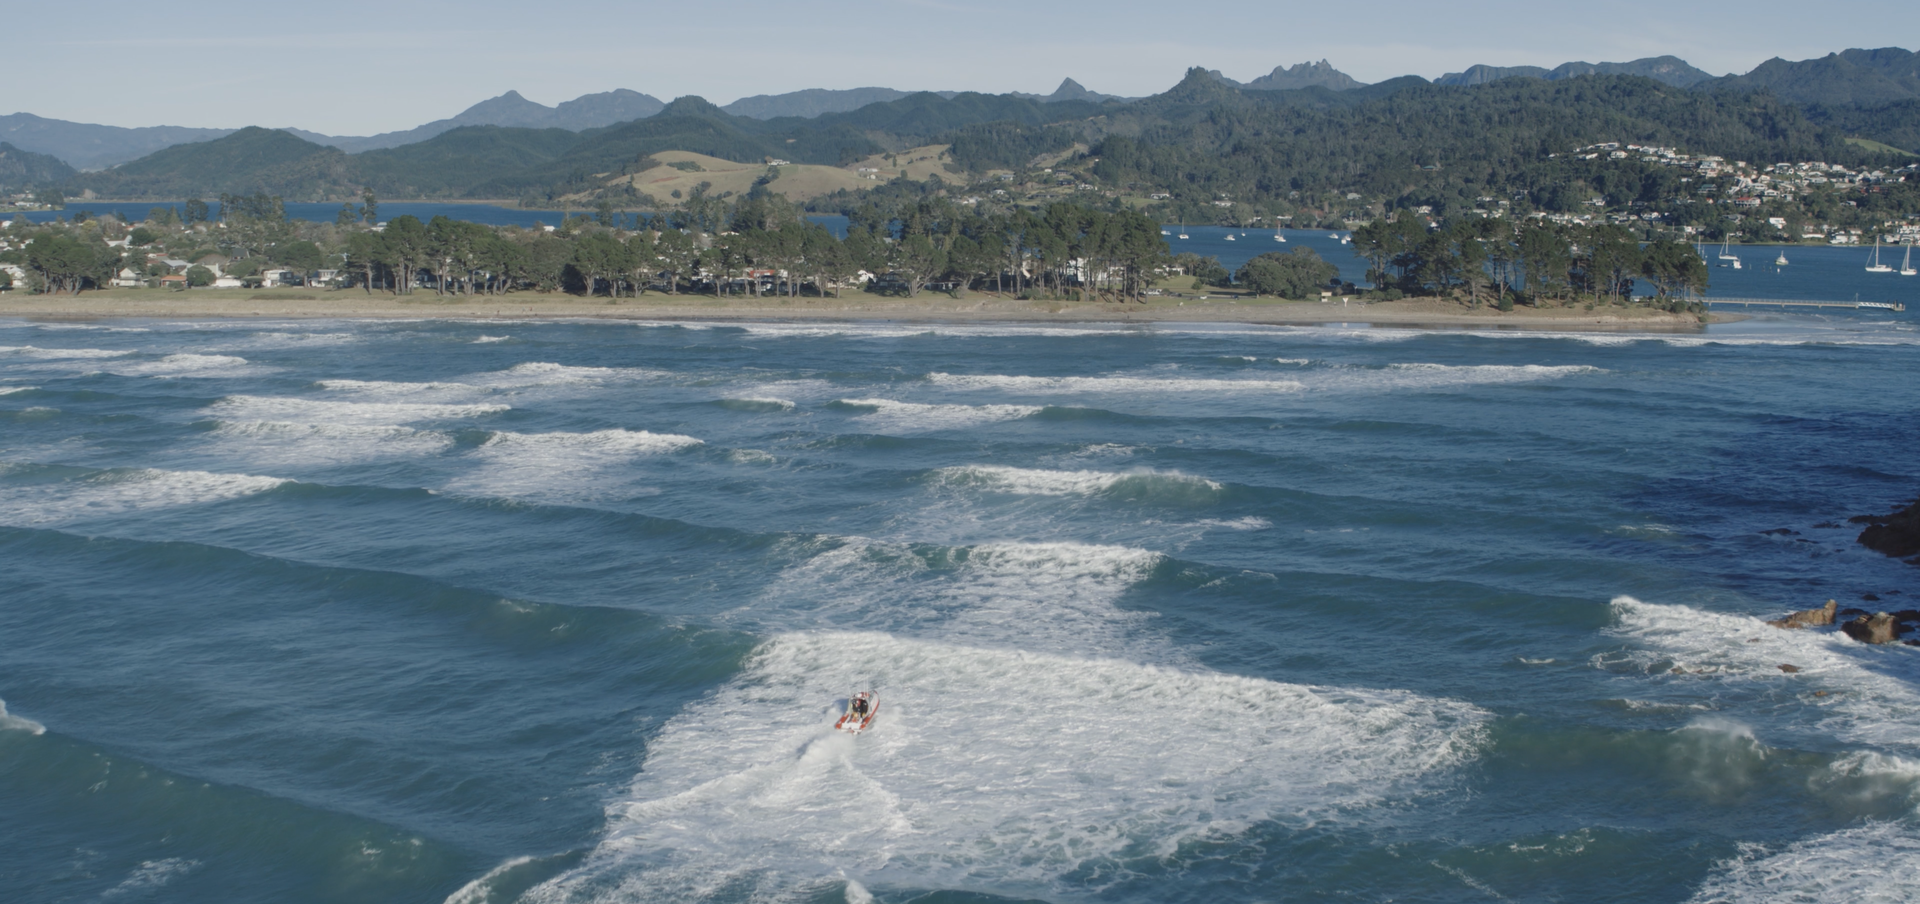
[1,313,1918,904]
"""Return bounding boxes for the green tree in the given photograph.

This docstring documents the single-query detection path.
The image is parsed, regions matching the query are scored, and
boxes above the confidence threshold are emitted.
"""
[1236,248,1338,299]
[185,264,214,287]
[379,215,429,294]
[273,240,324,274]
[362,190,379,224]
[26,234,108,294]
[888,233,947,297]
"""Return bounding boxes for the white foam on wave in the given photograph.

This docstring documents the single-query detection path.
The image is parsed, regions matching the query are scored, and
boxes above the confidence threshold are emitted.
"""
[209,330,357,350]
[0,386,33,395]
[1195,515,1272,530]
[209,395,509,426]
[316,378,482,398]
[31,323,149,333]
[519,521,1491,903]
[724,322,1141,341]
[833,398,1040,431]
[445,429,702,501]
[929,372,1308,395]
[1599,596,1920,752]
[716,396,796,411]
[933,464,1222,498]
[1365,362,1601,390]
[1688,820,1920,904]
[927,364,1596,399]
[101,858,200,899]
[0,466,287,526]
[527,631,1489,904]
[473,335,511,343]
[210,421,454,468]
[96,353,256,378]
[756,540,1166,658]
[470,362,665,388]
[0,345,135,360]
[0,696,46,735]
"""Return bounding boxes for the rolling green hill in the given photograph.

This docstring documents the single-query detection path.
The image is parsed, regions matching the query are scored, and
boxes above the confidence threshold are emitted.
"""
[72,127,352,200]
[0,141,77,191]
[353,126,585,198]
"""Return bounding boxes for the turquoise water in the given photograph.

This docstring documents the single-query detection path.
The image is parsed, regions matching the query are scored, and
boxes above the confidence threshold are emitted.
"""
[2,314,1918,903]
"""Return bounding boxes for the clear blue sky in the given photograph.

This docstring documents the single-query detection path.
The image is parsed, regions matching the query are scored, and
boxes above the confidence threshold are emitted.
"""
[6,0,1912,134]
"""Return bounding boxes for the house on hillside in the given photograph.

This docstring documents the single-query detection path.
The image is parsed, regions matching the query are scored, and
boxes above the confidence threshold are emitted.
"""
[111,267,143,288]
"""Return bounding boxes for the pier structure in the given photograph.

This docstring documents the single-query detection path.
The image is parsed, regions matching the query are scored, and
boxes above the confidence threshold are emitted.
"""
[1703,297,1906,312]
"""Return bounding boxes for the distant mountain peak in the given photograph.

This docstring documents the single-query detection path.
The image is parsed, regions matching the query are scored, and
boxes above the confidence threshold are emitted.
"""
[1434,56,1713,88]
[1242,60,1366,91]
[658,96,725,118]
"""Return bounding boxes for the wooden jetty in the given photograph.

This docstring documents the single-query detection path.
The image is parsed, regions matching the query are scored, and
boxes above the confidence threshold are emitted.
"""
[1704,298,1906,312]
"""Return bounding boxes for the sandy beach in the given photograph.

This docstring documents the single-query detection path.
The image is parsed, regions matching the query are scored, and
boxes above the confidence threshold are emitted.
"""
[0,287,1721,330]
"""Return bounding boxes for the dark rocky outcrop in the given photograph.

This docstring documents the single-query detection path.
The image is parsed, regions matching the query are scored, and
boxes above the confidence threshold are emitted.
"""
[1841,612,1906,644]
[1852,498,1920,559]
[1768,600,1837,629]
[1778,664,1802,673]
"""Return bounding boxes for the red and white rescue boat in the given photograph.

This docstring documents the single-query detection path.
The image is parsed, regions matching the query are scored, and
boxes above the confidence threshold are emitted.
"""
[834,691,878,734]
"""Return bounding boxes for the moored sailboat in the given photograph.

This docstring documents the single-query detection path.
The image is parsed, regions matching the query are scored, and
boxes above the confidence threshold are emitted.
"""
[1866,239,1893,273]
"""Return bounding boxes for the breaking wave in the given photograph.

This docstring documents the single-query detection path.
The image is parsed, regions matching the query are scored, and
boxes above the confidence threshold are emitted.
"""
[932,464,1224,503]
[208,395,509,426]
[830,398,1041,431]
[0,465,287,526]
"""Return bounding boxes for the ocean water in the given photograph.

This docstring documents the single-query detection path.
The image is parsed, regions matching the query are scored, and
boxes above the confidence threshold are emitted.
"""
[2,313,1918,904]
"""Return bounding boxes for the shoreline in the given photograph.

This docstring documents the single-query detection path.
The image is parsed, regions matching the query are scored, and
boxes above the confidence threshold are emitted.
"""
[0,289,1729,331]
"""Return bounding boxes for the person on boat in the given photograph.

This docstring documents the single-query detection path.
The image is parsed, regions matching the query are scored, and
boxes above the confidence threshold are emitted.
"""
[851,695,868,717]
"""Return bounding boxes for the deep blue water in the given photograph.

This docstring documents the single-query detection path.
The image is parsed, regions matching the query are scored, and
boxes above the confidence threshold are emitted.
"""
[2,314,1918,904]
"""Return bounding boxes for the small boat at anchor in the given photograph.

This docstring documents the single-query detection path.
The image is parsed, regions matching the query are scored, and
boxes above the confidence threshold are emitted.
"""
[1866,239,1893,273]
[835,691,879,735]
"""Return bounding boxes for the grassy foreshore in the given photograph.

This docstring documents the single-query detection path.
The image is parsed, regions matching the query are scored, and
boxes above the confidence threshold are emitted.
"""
[0,287,1721,329]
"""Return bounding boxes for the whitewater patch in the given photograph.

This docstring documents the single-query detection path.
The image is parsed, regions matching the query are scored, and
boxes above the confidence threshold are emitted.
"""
[523,631,1490,904]
[0,386,34,395]
[831,398,1041,431]
[209,395,509,426]
[94,353,257,378]
[927,364,1597,399]
[209,421,454,468]
[469,362,666,389]
[0,696,45,735]
[1598,596,1920,752]
[1687,819,1920,904]
[1195,515,1273,530]
[933,464,1223,502]
[715,397,795,413]
[0,345,135,361]
[316,378,484,399]
[473,335,511,343]
[100,858,200,899]
[0,466,287,526]
[445,429,702,501]
[929,372,1307,395]
[753,540,1167,659]
[207,330,357,350]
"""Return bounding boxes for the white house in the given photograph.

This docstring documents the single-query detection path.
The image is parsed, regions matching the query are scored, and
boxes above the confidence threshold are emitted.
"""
[111,267,143,288]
